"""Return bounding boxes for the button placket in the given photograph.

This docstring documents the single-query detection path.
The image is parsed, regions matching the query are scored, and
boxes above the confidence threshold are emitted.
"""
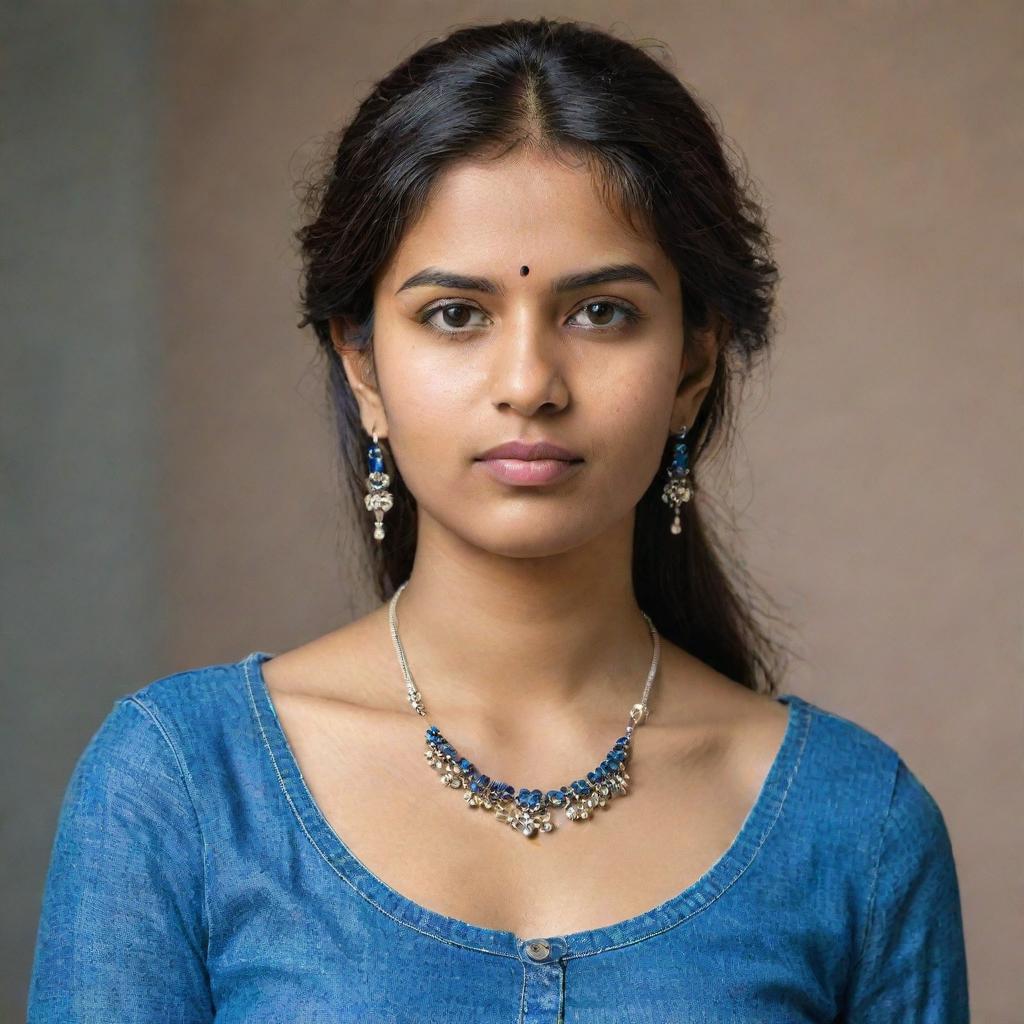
[518,937,568,1023]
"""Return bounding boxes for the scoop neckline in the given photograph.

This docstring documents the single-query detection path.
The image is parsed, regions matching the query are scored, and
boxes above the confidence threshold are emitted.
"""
[241,649,811,961]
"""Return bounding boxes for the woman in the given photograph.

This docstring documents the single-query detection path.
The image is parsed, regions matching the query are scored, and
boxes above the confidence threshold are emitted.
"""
[28,16,969,1022]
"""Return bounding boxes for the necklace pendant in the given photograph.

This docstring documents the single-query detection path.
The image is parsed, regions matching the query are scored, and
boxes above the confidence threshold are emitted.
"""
[423,724,635,839]
[510,807,555,838]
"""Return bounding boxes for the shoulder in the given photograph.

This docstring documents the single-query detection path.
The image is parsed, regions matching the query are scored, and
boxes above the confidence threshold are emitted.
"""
[69,694,183,796]
[125,651,254,711]
[794,696,950,819]
[781,693,954,859]
[70,651,272,817]
[49,682,216,875]
[118,650,263,744]
[786,693,903,793]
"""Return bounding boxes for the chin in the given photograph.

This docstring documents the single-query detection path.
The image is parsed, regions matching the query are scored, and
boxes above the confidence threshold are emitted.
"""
[457,512,612,560]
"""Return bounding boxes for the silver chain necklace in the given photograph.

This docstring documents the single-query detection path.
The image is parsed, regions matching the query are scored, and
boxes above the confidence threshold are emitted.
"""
[387,579,662,839]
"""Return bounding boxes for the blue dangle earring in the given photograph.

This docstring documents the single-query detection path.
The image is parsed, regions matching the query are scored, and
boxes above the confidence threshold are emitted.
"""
[364,429,394,542]
[661,424,694,535]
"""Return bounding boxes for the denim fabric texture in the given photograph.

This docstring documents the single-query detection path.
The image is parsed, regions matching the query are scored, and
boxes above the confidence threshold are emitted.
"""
[28,650,970,1022]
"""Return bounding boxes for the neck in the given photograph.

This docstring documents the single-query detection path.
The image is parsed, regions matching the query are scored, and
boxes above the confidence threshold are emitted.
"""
[386,511,658,727]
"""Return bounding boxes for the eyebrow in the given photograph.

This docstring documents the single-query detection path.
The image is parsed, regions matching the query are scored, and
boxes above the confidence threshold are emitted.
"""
[395,262,661,297]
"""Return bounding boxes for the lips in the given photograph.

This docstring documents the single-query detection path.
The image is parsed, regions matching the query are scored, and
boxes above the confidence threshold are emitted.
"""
[476,439,583,462]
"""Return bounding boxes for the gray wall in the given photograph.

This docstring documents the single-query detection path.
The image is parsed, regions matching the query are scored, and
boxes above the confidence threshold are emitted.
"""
[2,2,165,1018]
[4,2,1021,1018]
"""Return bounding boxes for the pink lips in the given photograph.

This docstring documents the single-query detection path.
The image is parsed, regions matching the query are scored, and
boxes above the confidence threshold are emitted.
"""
[475,439,584,486]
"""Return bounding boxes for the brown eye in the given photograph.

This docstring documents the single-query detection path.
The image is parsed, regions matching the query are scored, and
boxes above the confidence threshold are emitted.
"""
[419,301,488,336]
[439,304,473,328]
[568,300,643,331]
[583,302,616,326]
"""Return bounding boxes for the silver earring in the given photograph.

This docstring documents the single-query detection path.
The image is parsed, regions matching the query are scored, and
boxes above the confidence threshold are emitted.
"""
[364,429,394,542]
[661,425,693,535]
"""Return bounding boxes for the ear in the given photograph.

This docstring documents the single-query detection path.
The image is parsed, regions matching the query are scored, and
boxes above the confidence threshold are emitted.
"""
[671,311,726,431]
[329,316,389,438]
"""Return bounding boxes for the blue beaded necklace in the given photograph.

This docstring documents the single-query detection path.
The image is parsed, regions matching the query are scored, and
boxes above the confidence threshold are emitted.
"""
[388,579,661,839]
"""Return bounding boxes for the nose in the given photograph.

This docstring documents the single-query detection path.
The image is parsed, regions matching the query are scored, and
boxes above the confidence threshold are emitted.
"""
[489,316,570,418]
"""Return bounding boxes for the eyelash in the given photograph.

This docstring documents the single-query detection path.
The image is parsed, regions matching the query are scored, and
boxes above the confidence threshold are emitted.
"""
[417,299,647,338]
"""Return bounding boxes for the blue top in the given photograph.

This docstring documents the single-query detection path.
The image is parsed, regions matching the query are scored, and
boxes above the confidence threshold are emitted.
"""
[28,650,970,1022]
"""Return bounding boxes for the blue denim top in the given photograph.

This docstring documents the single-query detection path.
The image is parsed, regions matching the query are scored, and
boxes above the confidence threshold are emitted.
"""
[29,650,969,1022]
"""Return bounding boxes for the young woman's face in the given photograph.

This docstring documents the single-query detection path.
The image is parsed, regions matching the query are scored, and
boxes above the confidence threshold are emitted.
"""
[339,149,708,558]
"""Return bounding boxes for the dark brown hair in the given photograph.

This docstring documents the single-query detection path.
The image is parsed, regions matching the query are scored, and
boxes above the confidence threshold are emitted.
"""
[294,16,792,693]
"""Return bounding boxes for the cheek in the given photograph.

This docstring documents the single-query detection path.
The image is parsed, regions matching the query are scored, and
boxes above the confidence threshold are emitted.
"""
[377,350,480,490]
[581,338,681,483]
[586,389,672,506]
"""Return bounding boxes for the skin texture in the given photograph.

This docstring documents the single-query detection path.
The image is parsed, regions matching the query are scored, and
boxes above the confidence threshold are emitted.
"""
[262,149,789,937]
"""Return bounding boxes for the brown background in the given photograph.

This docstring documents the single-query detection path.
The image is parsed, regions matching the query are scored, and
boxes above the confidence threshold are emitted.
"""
[5,3,1021,1018]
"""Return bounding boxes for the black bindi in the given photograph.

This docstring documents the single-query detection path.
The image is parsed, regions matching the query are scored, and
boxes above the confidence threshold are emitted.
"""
[519,265,530,276]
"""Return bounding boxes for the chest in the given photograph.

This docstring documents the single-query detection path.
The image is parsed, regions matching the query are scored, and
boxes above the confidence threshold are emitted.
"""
[268,693,766,939]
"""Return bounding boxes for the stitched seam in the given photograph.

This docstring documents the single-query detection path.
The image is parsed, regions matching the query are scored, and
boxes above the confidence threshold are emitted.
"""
[518,963,528,1023]
[120,695,215,968]
[563,699,814,960]
[242,654,517,961]
[852,750,900,974]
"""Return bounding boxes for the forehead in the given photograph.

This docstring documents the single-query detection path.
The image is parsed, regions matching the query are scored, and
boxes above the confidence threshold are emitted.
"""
[380,150,669,285]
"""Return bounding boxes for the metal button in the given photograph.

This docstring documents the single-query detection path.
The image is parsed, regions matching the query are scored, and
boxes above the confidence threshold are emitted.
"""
[524,938,551,961]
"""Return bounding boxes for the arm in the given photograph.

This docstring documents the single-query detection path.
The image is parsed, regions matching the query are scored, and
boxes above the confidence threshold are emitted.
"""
[27,696,215,1022]
[843,757,970,1022]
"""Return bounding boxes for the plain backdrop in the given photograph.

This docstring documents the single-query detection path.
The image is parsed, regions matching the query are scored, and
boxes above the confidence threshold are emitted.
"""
[3,2,1021,1019]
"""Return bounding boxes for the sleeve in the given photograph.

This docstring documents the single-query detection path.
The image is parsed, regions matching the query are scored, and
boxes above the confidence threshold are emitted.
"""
[27,696,215,1022]
[843,756,970,1022]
